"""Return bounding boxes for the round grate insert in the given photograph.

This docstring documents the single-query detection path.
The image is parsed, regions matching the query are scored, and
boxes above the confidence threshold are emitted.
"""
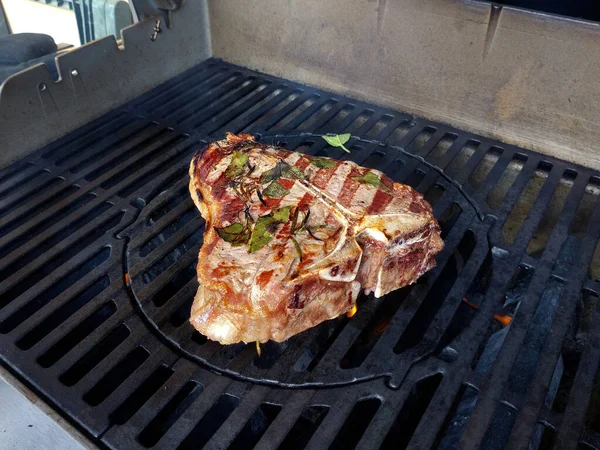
[124,134,489,388]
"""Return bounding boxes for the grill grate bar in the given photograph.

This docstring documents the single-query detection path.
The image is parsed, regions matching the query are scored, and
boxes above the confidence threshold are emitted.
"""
[15,267,117,351]
[40,113,134,161]
[259,92,318,132]
[179,77,268,128]
[277,96,334,133]
[504,164,566,251]
[0,170,57,213]
[253,391,315,450]
[354,401,399,450]
[556,330,600,449]
[79,340,172,431]
[85,131,181,185]
[207,83,289,136]
[304,392,359,449]
[498,174,593,422]
[0,161,36,186]
[206,386,272,449]
[413,230,490,354]
[36,290,132,371]
[368,208,476,357]
[458,186,600,449]
[350,111,388,137]
[511,194,600,448]
[371,114,413,143]
[413,129,448,158]
[58,317,139,388]
[300,102,350,134]
[105,140,195,196]
[318,105,366,135]
[0,208,125,299]
[131,216,203,287]
[234,86,300,134]
[152,70,248,123]
[101,359,197,447]
[435,136,475,173]
[129,197,195,253]
[56,121,151,171]
[0,182,80,238]
[0,192,111,267]
[494,154,543,218]
[449,142,494,190]
[402,373,465,450]
[0,167,49,198]
[133,62,222,114]
[155,375,233,449]
[580,428,600,450]
[1,252,113,338]
[148,279,197,329]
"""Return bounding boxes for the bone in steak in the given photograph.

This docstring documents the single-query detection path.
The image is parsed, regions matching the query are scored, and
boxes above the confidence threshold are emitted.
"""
[188,133,443,344]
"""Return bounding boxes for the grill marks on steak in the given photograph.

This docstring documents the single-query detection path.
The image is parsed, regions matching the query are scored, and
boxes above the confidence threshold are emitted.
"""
[189,133,443,344]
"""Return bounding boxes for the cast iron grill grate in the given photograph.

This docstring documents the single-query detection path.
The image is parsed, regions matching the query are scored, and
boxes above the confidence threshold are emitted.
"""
[0,59,599,450]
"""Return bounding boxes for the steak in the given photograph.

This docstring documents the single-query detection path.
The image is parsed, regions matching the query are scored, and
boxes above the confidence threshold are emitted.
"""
[188,133,443,344]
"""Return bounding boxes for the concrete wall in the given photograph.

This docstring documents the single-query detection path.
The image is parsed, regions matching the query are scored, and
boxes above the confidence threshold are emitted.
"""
[208,0,600,170]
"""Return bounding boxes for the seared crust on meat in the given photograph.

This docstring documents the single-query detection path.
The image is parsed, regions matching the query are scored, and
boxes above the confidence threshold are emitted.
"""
[189,133,443,344]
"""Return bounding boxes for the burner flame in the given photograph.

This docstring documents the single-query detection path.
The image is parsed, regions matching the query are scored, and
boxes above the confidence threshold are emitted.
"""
[461,298,512,327]
[347,304,358,318]
[493,314,512,327]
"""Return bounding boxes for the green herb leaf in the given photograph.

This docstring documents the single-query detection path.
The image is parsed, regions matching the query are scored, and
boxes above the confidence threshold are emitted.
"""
[249,206,292,253]
[215,222,250,246]
[262,180,290,198]
[322,133,351,153]
[260,161,306,184]
[352,171,392,193]
[309,156,338,169]
[291,235,303,261]
[272,206,292,222]
[224,150,249,178]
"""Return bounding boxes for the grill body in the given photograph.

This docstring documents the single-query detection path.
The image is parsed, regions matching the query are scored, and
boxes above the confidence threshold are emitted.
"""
[1,60,600,450]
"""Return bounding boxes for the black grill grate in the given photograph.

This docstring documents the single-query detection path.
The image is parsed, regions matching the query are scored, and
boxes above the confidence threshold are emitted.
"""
[1,59,600,450]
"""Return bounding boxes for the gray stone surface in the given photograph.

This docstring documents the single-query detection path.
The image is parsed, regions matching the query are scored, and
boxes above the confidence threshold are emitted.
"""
[0,371,92,450]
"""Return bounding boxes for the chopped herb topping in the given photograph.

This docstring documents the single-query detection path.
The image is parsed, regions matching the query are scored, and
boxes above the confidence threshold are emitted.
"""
[231,177,260,203]
[215,203,325,262]
[322,133,351,153]
[288,207,323,261]
[309,156,338,169]
[224,150,250,179]
[352,171,392,193]
[215,222,250,246]
[215,145,331,260]
[262,180,290,198]
[248,206,292,253]
[260,161,306,184]
[290,236,303,262]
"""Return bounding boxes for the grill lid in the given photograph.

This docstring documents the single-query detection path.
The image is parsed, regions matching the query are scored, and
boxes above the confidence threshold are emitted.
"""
[0,59,599,450]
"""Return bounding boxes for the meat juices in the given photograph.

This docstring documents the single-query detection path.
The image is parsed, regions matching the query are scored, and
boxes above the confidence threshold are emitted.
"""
[188,133,443,344]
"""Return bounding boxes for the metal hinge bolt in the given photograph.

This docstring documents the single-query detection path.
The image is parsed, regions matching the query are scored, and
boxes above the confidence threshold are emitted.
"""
[151,19,162,41]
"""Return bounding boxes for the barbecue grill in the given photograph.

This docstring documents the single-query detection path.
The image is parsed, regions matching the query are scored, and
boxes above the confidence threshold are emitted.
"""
[1,2,600,449]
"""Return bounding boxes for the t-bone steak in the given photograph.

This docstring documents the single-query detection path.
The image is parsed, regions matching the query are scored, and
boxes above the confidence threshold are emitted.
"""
[188,133,444,344]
